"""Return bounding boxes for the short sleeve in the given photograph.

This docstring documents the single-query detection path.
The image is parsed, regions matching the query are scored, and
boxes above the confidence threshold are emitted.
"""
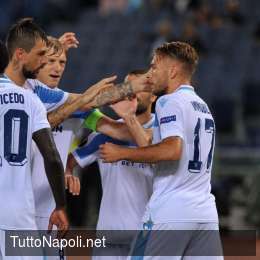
[73,132,129,168]
[156,96,184,140]
[30,94,50,133]
[72,132,102,168]
[29,80,69,112]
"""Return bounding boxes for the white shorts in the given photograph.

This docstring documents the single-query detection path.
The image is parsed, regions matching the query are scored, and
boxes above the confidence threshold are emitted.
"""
[35,217,64,260]
[128,222,224,260]
[0,229,43,260]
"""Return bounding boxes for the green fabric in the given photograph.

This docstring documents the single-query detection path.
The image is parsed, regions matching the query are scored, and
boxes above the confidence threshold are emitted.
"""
[83,109,104,131]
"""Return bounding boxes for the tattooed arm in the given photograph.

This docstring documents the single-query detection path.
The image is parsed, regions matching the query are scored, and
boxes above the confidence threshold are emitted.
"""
[48,74,150,128]
[47,76,116,127]
[87,74,150,108]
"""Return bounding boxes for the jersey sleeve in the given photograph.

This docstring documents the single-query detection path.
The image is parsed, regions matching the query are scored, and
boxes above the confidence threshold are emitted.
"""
[73,132,128,168]
[29,79,69,112]
[70,110,94,119]
[72,132,100,167]
[30,94,50,133]
[156,96,184,140]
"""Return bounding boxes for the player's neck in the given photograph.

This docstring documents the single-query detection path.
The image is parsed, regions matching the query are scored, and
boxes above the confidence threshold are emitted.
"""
[5,62,26,87]
[137,108,152,125]
[167,77,191,94]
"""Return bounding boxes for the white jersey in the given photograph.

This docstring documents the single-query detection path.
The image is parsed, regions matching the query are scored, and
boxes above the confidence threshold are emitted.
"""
[143,85,218,224]
[0,76,50,230]
[32,118,82,217]
[73,116,155,231]
[24,79,69,112]
[24,79,82,217]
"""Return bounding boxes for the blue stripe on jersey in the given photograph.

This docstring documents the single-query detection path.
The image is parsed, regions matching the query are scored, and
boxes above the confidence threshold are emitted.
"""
[0,80,12,84]
[70,110,93,119]
[154,113,159,127]
[76,134,128,159]
[33,85,64,104]
[130,229,152,260]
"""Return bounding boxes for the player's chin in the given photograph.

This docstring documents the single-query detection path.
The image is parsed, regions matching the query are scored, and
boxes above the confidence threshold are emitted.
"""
[47,78,60,88]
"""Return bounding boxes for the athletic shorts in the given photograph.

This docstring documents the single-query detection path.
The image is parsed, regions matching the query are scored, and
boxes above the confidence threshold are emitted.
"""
[92,243,130,260]
[128,222,224,260]
[35,217,64,260]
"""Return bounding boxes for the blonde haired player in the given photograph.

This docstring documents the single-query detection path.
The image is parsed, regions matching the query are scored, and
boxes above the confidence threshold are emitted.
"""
[31,35,81,231]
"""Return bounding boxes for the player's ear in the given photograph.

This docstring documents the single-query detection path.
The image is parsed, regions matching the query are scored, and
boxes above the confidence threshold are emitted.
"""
[168,64,177,80]
[151,94,157,103]
[15,48,27,61]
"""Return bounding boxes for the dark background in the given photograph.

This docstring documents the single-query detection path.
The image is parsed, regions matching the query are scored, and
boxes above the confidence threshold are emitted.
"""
[1,0,260,230]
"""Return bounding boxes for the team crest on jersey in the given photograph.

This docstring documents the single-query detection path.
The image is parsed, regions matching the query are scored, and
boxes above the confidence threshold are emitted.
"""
[158,97,168,107]
[160,115,176,124]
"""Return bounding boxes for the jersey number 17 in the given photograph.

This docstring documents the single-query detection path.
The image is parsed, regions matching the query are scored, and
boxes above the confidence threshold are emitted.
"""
[188,118,215,173]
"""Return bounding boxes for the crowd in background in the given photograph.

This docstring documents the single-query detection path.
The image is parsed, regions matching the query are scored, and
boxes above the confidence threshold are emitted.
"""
[1,0,260,229]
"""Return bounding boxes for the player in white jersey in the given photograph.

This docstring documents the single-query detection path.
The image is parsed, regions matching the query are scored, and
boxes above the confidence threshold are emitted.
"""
[4,19,151,132]
[65,70,156,260]
[99,42,223,259]
[0,40,68,260]
[31,37,82,237]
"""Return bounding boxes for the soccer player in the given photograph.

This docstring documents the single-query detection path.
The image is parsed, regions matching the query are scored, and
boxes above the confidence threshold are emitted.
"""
[31,36,81,236]
[4,18,151,129]
[66,70,156,260]
[99,42,223,259]
[0,40,68,259]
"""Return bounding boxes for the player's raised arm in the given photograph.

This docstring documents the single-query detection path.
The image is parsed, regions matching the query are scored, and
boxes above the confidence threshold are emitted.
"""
[58,32,79,50]
[86,72,151,108]
[100,97,184,163]
[110,98,153,146]
[80,71,154,145]
[33,128,69,235]
[47,75,117,127]
[88,99,152,146]
[47,73,150,128]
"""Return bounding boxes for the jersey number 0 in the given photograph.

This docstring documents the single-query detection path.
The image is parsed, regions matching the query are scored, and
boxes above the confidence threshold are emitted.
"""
[3,109,29,166]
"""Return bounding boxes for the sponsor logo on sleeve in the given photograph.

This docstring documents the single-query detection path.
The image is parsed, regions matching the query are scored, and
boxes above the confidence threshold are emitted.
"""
[160,115,176,124]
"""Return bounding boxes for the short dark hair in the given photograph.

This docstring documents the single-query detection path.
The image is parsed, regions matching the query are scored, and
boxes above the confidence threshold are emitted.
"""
[6,17,48,59]
[155,41,199,75]
[128,69,149,76]
[0,40,9,73]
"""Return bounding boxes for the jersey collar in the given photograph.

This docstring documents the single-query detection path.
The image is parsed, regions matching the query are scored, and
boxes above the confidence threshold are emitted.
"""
[175,84,195,93]
[143,113,155,129]
[0,73,12,84]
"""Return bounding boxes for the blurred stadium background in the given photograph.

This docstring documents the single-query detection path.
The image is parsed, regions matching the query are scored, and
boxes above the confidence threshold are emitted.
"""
[1,0,260,235]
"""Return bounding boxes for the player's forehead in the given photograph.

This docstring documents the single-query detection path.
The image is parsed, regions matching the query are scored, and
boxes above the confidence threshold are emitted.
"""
[151,54,163,66]
[46,48,66,58]
[47,48,66,60]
